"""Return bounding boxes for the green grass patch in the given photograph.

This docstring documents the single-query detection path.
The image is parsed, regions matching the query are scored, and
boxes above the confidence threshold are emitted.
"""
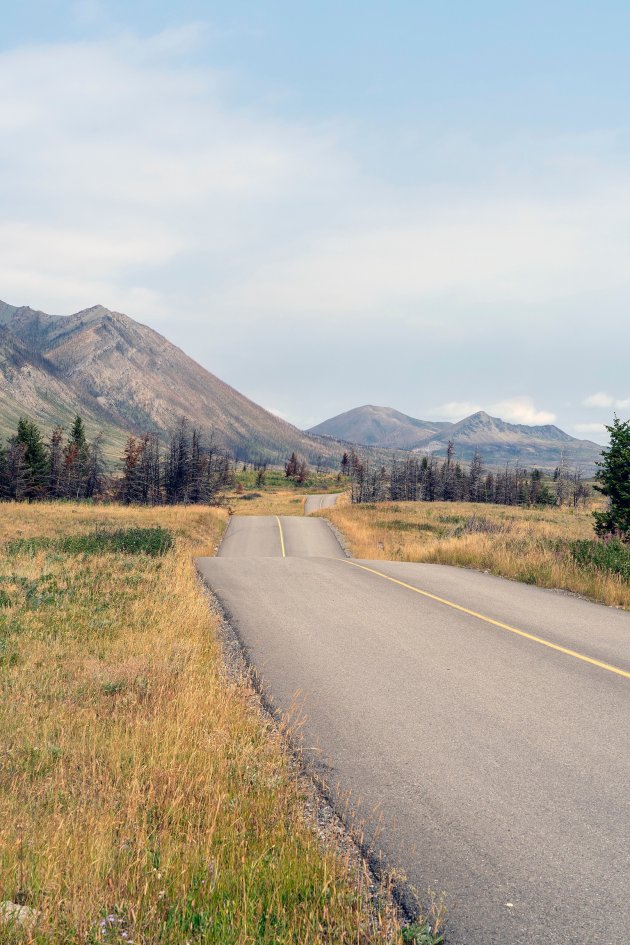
[377,519,437,533]
[7,526,174,558]
[569,539,630,581]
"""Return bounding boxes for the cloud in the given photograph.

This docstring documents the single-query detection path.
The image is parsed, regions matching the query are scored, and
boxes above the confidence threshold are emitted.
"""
[583,392,614,408]
[0,29,348,313]
[488,397,556,425]
[430,401,483,420]
[431,396,555,425]
[3,27,630,331]
[1,23,630,436]
[221,199,630,318]
[583,392,630,409]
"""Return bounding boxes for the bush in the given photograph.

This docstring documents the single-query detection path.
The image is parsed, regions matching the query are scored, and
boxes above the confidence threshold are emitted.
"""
[569,539,630,581]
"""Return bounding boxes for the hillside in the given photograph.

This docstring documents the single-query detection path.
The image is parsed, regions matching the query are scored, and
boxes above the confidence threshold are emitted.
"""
[0,301,341,464]
[309,404,603,471]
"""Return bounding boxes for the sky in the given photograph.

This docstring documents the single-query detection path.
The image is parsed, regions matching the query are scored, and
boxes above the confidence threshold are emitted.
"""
[1,1,629,443]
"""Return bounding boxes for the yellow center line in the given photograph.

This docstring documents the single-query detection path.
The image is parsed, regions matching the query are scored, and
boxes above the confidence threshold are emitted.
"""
[343,559,630,680]
[275,516,286,558]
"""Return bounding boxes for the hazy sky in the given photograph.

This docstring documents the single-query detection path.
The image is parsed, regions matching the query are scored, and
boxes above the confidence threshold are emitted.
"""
[2,1,629,442]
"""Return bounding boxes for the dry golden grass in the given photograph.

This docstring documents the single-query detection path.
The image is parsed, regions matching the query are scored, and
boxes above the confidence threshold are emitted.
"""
[228,489,346,517]
[0,502,400,944]
[322,500,630,610]
[228,489,308,516]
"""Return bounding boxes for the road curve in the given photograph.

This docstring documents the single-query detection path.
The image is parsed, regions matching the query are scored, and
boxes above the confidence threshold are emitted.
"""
[304,492,341,515]
[197,515,630,945]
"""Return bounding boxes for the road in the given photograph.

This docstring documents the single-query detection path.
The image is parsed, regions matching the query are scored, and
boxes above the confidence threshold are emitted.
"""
[197,505,630,945]
[304,492,342,514]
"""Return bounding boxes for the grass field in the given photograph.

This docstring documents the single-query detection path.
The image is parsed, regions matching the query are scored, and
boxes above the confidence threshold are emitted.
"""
[321,500,630,610]
[0,501,420,944]
[227,466,344,516]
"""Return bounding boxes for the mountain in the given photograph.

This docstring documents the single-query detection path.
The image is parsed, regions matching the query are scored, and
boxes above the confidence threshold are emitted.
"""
[309,405,451,449]
[309,405,603,471]
[0,301,342,464]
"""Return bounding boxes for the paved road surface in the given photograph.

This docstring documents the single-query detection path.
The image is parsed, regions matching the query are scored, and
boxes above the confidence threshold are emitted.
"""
[304,492,342,514]
[217,513,345,559]
[197,510,630,945]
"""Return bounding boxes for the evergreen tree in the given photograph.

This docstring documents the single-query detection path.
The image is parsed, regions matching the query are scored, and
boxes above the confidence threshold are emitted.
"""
[63,415,90,498]
[69,415,87,451]
[593,417,630,541]
[13,417,48,498]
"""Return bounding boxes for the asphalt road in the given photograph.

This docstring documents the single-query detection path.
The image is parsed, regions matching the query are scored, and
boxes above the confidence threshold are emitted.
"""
[304,492,342,515]
[197,507,630,945]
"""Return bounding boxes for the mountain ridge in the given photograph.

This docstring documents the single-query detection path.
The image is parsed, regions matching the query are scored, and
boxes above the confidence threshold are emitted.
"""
[309,404,602,471]
[0,299,342,464]
[0,300,604,471]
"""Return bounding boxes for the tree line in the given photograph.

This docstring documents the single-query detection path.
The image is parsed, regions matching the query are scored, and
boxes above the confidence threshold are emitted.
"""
[0,416,233,505]
[341,443,590,508]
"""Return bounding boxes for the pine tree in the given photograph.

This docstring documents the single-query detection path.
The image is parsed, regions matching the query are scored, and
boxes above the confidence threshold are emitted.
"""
[593,417,630,540]
[69,415,87,451]
[63,415,90,498]
[13,417,48,498]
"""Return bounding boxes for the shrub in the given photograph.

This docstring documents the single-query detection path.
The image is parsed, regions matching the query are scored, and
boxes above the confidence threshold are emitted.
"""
[569,539,630,581]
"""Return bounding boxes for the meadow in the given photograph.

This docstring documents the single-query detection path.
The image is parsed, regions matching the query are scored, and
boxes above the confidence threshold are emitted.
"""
[0,502,413,944]
[321,499,630,610]
[225,465,344,516]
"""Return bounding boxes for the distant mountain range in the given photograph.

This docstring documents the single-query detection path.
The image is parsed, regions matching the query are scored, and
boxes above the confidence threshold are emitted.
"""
[0,300,340,464]
[309,404,603,472]
[0,300,604,472]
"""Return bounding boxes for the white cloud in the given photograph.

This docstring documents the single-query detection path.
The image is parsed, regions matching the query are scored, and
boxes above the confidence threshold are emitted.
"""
[431,396,555,426]
[0,30,348,313]
[430,401,483,420]
[583,392,614,407]
[221,200,630,317]
[3,27,630,331]
[583,392,630,410]
[1,25,630,436]
[488,397,556,425]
